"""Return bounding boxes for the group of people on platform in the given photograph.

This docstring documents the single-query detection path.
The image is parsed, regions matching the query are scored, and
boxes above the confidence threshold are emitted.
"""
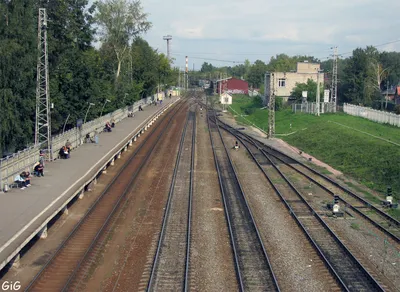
[10,99,173,191]
[14,151,45,190]
[59,140,72,159]
[104,120,115,132]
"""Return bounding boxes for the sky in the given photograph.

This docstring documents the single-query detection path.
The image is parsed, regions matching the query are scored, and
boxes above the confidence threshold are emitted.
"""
[92,0,400,68]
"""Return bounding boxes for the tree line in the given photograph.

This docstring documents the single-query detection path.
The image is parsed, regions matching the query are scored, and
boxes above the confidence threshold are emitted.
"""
[0,0,177,157]
[198,47,400,109]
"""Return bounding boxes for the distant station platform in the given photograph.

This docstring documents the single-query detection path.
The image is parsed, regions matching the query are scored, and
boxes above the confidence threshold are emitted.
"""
[0,97,179,271]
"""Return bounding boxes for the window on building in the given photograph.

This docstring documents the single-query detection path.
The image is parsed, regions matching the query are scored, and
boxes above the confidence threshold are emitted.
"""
[278,78,286,87]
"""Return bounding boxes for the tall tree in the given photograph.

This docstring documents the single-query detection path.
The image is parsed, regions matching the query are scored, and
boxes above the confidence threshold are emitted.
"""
[95,0,151,81]
[247,60,267,88]
[0,0,36,154]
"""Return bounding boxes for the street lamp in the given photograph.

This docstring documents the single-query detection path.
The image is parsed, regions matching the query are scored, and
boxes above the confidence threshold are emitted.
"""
[84,103,95,125]
[100,99,111,117]
[62,113,70,135]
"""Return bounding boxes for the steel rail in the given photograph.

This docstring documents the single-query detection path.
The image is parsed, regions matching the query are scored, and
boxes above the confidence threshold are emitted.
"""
[212,118,385,291]
[217,117,400,229]
[25,100,186,292]
[146,104,195,292]
[185,105,196,292]
[208,110,280,291]
[215,118,400,243]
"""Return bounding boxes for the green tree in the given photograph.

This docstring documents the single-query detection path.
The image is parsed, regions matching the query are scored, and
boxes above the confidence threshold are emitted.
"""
[95,0,151,81]
[247,60,267,88]
[0,0,36,154]
[291,79,322,102]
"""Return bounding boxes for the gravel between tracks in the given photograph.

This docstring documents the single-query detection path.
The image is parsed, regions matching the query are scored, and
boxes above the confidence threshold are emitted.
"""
[81,103,188,292]
[190,108,238,292]
[218,111,400,290]
[266,146,400,290]
[220,130,340,292]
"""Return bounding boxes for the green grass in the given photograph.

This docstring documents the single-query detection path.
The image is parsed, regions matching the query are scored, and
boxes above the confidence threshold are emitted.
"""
[350,222,360,230]
[228,95,400,209]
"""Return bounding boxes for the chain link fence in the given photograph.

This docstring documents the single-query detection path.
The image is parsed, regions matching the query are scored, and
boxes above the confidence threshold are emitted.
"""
[292,102,336,114]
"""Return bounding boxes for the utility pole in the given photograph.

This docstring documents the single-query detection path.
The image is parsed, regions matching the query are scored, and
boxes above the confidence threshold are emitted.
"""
[268,72,276,138]
[178,67,181,89]
[316,70,321,116]
[35,8,51,159]
[331,46,338,112]
[385,80,389,109]
[185,56,188,90]
[264,72,269,106]
[163,35,172,61]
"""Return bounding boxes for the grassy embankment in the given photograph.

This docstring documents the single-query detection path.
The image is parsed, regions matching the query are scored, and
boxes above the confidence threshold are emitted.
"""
[228,95,400,219]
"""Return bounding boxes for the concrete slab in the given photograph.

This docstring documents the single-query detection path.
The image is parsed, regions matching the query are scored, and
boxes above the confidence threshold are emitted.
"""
[0,97,179,271]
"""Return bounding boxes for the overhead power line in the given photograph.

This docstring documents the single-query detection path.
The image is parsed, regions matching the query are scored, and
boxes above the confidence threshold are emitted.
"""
[171,53,243,64]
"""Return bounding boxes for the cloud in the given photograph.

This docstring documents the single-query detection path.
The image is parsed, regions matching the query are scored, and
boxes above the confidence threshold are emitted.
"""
[138,0,400,67]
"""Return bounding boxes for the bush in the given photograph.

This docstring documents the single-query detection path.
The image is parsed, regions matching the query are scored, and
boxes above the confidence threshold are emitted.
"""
[395,105,400,115]
[275,97,283,110]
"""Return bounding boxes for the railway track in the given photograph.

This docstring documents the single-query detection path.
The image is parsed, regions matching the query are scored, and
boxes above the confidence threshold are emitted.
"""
[207,111,279,291]
[216,118,400,243]
[210,116,387,291]
[25,100,186,292]
[146,104,196,291]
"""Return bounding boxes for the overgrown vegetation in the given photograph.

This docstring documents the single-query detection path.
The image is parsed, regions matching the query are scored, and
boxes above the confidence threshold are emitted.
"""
[0,0,177,156]
[228,96,400,208]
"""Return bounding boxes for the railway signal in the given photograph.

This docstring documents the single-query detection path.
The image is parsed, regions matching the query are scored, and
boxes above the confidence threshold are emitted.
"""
[382,186,398,209]
[326,195,344,217]
[333,195,340,214]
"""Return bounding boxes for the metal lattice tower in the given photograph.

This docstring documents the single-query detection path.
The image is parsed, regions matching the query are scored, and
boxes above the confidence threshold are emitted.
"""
[35,8,51,157]
[331,46,338,110]
[163,35,172,61]
[268,72,276,138]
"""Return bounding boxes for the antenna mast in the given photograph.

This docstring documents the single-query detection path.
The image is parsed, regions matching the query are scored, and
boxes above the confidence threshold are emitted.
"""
[35,8,51,159]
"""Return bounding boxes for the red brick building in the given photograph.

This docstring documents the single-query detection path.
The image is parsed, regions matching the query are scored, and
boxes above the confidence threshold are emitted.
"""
[216,77,249,94]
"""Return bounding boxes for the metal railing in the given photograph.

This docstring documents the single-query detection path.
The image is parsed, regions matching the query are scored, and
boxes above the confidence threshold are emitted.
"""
[0,91,178,192]
[292,102,336,114]
[344,103,400,127]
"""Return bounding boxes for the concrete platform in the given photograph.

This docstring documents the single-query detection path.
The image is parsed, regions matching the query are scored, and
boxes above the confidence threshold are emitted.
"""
[0,97,179,270]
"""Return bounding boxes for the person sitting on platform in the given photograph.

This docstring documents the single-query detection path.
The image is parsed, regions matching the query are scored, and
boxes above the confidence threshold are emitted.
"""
[21,170,31,187]
[138,105,143,111]
[59,146,69,159]
[128,111,134,117]
[85,133,95,143]
[104,122,112,132]
[14,174,26,190]
[111,118,115,128]
[65,139,72,153]
[34,162,44,177]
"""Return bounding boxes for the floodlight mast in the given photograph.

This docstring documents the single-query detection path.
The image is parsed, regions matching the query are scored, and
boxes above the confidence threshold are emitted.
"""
[35,8,52,160]
[163,35,172,61]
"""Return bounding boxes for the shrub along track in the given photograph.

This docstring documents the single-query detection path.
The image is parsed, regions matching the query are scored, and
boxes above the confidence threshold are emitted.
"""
[24,99,187,292]
[212,115,396,291]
